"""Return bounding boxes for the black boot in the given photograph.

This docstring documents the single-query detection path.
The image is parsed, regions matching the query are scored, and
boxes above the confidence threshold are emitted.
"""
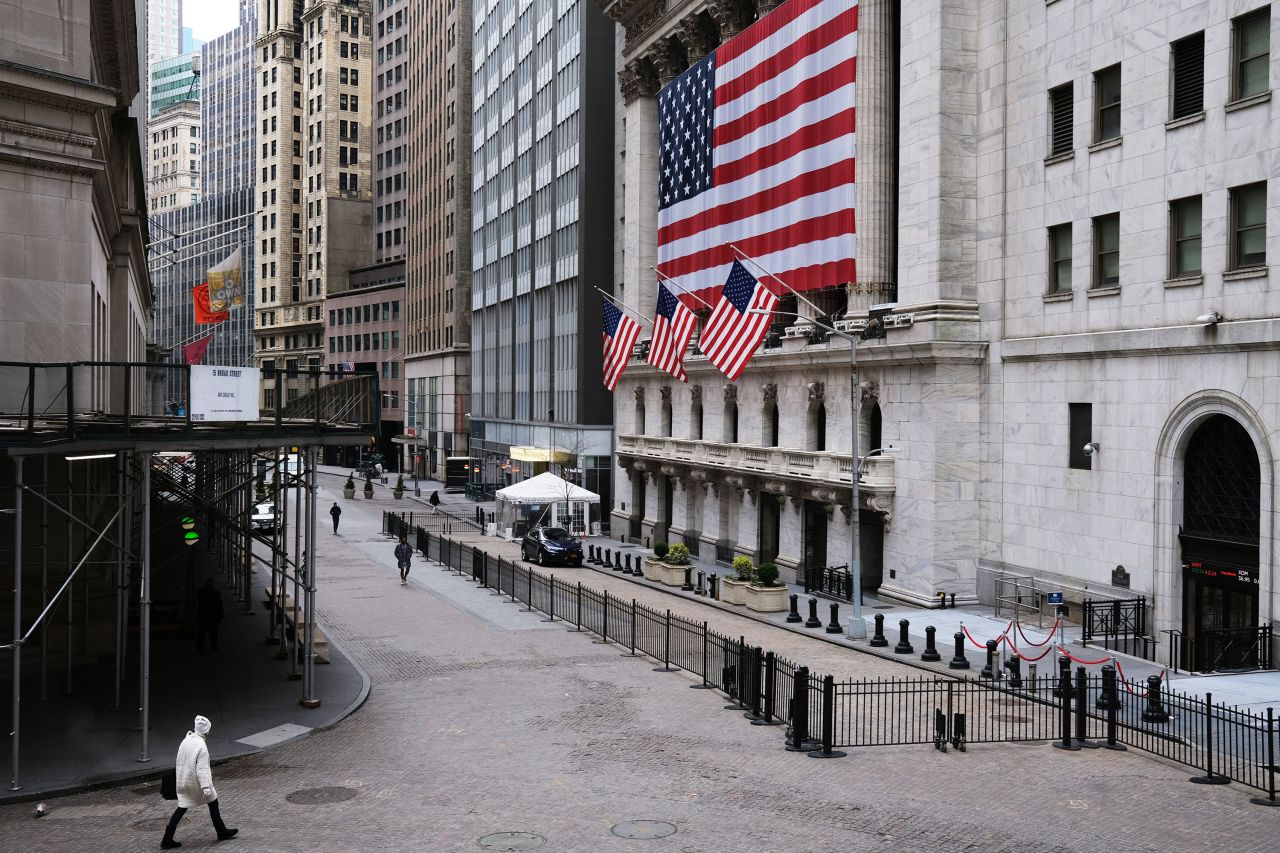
[217,828,238,841]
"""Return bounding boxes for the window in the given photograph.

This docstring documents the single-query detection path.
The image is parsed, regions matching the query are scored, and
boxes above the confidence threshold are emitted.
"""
[1233,9,1271,101]
[1171,32,1205,120]
[1093,214,1120,287]
[1093,65,1121,142]
[1069,403,1092,470]
[1170,196,1202,277]
[1049,83,1073,157]
[1048,223,1072,292]
[1231,182,1267,268]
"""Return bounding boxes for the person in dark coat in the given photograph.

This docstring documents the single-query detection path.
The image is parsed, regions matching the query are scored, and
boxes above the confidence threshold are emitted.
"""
[330,501,342,534]
[195,579,223,653]
[429,490,441,514]
[395,536,413,585]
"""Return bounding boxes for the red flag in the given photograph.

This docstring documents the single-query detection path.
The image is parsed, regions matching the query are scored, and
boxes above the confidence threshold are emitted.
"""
[193,283,229,324]
[183,334,214,365]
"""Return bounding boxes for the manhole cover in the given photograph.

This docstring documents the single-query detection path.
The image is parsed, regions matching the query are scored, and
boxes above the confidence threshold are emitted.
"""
[477,831,546,850]
[285,786,359,805]
[131,818,171,832]
[990,713,1031,724]
[612,820,678,840]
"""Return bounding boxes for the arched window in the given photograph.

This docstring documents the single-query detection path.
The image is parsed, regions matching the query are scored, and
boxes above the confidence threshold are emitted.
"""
[691,397,703,440]
[766,401,779,447]
[807,401,826,451]
[661,395,673,437]
[724,399,739,443]
[635,398,646,434]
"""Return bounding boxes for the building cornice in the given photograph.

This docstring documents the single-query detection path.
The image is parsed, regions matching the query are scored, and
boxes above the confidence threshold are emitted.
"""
[1002,316,1280,363]
[0,60,120,113]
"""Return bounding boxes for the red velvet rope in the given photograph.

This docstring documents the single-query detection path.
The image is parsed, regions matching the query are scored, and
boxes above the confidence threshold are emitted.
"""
[1007,637,1056,662]
[961,621,1012,650]
[1056,646,1113,667]
[1014,616,1060,647]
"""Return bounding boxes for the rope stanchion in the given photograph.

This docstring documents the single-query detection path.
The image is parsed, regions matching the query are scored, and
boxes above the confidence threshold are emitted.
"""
[1110,657,1166,695]
[1056,645,1112,667]
[1014,616,1060,647]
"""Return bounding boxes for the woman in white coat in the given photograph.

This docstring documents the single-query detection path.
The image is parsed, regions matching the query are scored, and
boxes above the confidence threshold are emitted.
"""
[161,715,238,849]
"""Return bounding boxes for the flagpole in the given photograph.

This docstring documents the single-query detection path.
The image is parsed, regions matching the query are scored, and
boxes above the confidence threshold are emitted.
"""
[593,286,654,326]
[650,267,715,310]
[727,244,828,317]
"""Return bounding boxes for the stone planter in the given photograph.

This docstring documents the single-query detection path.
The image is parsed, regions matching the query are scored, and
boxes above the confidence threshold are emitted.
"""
[743,584,788,612]
[363,489,374,500]
[721,578,750,605]
[644,559,690,586]
[343,487,356,499]
[393,490,404,500]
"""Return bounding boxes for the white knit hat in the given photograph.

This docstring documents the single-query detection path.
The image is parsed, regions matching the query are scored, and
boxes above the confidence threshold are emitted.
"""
[194,715,212,735]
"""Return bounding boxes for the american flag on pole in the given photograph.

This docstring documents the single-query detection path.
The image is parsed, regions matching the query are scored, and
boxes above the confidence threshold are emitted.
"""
[655,0,857,300]
[698,260,780,382]
[646,281,697,382]
[601,299,641,391]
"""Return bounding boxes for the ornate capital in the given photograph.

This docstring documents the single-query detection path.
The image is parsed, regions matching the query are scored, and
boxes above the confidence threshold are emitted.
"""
[807,381,825,403]
[707,0,753,42]
[762,383,778,403]
[675,13,717,65]
[660,385,672,403]
[621,0,668,53]
[724,383,738,402]
[690,384,703,403]
[860,380,880,404]
[618,58,659,104]
[633,385,646,403]
[649,37,687,88]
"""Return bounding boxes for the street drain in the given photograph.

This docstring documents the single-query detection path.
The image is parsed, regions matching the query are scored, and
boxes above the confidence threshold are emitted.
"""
[285,786,359,805]
[477,831,546,850]
[989,713,1031,724]
[612,820,677,840]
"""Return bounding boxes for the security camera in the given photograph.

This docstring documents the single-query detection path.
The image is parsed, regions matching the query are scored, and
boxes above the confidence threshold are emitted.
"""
[1195,311,1222,326]
[1083,442,1100,457]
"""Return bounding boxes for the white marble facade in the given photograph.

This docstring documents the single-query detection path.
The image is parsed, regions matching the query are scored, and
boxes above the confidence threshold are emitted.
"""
[600,0,1280,661]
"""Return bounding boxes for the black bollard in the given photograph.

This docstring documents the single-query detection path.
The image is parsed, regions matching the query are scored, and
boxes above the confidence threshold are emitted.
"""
[589,545,601,565]
[1004,653,1023,688]
[786,593,802,624]
[921,626,942,662]
[708,573,718,600]
[696,571,705,596]
[1052,655,1072,697]
[804,597,822,628]
[682,567,694,591]
[869,613,888,647]
[980,639,997,679]
[1074,666,1100,749]
[786,666,819,752]
[825,602,843,634]
[1101,666,1126,751]
[1141,675,1170,723]
[616,553,627,573]
[949,631,970,669]
[603,548,614,569]
[894,619,914,654]
[632,557,645,577]
[1096,663,1116,711]
[1052,664,1079,751]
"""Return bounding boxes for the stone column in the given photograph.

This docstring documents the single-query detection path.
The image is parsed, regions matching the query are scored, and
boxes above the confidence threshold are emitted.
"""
[698,480,721,562]
[618,59,660,313]
[667,475,690,544]
[828,504,855,574]
[851,0,897,313]
[775,496,805,582]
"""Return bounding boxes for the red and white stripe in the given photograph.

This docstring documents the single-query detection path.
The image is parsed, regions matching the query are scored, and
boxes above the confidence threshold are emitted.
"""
[698,283,780,383]
[602,314,641,392]
[657,0,858,302]
[646,305,697,383]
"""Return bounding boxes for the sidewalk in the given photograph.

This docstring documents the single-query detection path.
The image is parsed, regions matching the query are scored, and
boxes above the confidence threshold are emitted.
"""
[413,528,1280,713]
[0,525,370,804]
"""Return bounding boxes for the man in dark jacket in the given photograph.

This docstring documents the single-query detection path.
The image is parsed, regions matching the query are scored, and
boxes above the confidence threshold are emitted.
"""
[395,536,414,585]
[195,579,224,653]
[330,501,341,534]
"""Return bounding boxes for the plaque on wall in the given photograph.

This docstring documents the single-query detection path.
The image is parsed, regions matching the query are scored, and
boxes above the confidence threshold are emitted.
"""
[1111,565,1130,588]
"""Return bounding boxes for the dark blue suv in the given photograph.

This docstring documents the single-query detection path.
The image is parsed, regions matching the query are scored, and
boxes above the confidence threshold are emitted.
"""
[521,526,583,567]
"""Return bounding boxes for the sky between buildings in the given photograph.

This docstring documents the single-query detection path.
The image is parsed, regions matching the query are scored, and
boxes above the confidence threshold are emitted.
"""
[182,0,239,43]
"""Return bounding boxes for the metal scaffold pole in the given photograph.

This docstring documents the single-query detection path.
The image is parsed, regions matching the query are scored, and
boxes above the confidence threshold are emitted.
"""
[137,452,152,763]
[10,457,25,791]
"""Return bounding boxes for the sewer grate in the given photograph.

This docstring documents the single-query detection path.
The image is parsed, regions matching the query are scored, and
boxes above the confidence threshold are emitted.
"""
[476,831,546,850]
[611,820,678,840]
[285,786,359,805]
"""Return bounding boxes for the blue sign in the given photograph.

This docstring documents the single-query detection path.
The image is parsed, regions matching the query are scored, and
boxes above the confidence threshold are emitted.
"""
[1046,592,1064,605]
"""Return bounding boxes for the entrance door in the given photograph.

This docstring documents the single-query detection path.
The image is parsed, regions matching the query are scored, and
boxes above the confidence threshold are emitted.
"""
[802,501,827,571]
[630,474,644,542]
[758,494,780,565]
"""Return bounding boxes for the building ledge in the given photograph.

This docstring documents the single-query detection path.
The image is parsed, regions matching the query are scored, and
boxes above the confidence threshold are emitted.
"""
[1225,91,1271,113]
[1223,267,1268,282]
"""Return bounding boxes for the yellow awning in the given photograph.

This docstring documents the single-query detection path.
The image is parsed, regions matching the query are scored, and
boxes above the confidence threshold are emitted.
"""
[509,446,572,463]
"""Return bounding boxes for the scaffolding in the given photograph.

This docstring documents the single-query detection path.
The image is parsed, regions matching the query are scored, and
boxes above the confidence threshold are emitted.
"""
[0,361,378,791]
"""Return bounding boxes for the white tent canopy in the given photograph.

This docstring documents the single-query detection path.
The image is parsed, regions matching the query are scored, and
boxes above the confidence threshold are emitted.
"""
[494,472,600,537]
[495,472,600,504]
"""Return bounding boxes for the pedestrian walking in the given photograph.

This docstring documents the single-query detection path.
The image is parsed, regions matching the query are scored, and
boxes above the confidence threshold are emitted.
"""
[429,490,440,514]
[194,579,223,653]
[330,501,341,535]
[161,715,238,849]
[395,535,413,585]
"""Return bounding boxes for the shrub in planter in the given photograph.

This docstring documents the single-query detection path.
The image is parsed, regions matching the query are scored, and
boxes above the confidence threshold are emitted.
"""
[731,555,756,583]
[753,563,781,587]
[394,474,405,492]
[665,543,691,565]
[363,472,375,495]
[653,541,669,560]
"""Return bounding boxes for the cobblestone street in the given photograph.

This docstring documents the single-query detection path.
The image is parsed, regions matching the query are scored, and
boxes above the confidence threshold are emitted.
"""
[2,488,1277,852]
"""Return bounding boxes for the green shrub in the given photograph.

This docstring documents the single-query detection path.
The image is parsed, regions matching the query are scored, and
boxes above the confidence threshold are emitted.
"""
[754,563,780,587]
[653,541,669,559]
[666,543,691,565]
[344,475,356,490]
[731,555,755,582]
[394,474,405,492]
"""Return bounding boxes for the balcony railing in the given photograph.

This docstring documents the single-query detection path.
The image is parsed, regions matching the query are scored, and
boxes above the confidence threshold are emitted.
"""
[617,434,896,500]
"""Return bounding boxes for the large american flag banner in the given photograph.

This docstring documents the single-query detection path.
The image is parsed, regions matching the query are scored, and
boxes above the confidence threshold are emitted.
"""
[699,260,780,382]
[646,280,697,382]
[656,0,857,301]
[601,299,642,391]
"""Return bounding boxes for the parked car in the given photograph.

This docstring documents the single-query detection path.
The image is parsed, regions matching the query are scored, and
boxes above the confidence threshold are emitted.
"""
[521,526,583,567]
[252,502,277,532]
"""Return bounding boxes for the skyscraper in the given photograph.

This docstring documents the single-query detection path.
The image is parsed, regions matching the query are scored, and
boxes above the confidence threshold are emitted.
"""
[147,0,183,68]
[468,0,616,508]
[400,0,472,479]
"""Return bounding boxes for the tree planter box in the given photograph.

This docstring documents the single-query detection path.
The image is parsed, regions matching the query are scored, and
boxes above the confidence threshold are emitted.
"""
[393,491,404,500]
[744,584,788,612]
[721,578,749,605]
[644,559,689,586]
[343,487,356,499]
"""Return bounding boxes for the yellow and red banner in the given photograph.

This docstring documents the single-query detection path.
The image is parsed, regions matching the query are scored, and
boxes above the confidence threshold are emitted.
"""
[193,283,229,324]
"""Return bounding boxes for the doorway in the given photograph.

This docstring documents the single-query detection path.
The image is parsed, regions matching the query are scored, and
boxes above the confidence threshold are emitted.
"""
[802,500,828,570]
[758,493,780,565]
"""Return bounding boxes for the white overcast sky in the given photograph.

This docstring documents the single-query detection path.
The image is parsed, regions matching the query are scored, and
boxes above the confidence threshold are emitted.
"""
[182,0,240,42]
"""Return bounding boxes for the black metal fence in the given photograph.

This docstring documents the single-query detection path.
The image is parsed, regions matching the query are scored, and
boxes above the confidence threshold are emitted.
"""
[803,564,853,602]
[1081,597,1154,661]
[408,530,1279,802]
[1167,625,1274,673]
